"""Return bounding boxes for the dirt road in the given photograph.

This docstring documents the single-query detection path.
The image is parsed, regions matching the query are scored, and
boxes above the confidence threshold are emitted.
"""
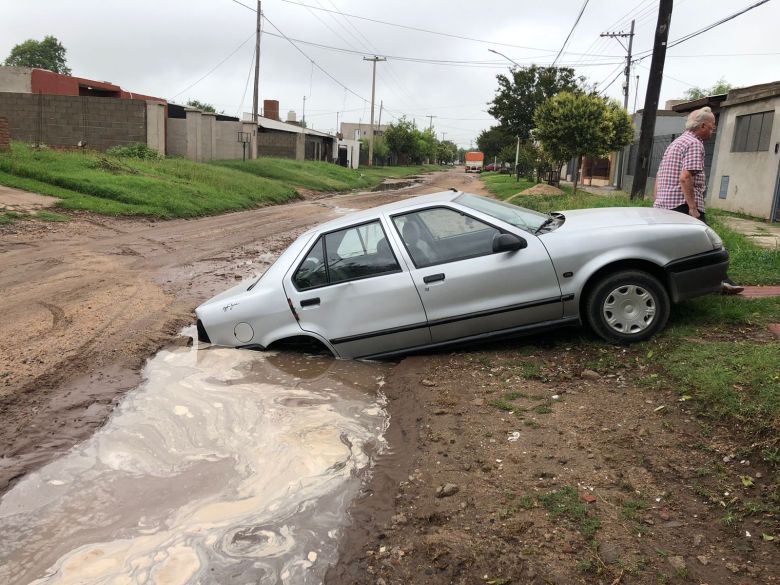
[2,168,777,584]
[0,169,488,492]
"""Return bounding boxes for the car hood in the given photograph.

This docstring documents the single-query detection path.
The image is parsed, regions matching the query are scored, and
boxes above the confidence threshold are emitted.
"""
[550,207,703,233]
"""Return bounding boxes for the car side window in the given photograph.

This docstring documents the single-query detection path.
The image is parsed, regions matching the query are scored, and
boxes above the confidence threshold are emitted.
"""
[293,221,400,290]
[292,238,327,290]
[393,208,500,267]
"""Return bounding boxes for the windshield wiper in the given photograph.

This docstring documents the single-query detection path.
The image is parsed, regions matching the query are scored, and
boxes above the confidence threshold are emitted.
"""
[535,213,556,234]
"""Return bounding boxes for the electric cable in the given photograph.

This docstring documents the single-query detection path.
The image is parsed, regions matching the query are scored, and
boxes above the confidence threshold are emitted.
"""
[552,0,591,66]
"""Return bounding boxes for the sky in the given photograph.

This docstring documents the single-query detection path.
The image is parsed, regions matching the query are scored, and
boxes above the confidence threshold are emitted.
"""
[1,0,778,148]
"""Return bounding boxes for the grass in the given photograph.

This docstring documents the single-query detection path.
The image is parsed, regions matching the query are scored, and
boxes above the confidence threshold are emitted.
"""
[0,142,441,219]
[481,172,780,456]
[538,485,601,539]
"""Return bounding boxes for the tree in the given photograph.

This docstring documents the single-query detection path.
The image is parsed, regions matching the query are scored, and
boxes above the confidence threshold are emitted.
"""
[186,99,217,113]
[476,126,513,160]
[384,116,420,164]
[534,93,633,193]
[683,78,734,101]
[437,140,458,164]
[487,65,584,140]
[4,36,71,75]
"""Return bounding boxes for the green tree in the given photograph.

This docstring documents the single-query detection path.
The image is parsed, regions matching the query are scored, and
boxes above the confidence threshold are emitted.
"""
[534,93,633,193]
[186,99,217,113]
[437,140,458,164]
[384,117,419,164]
[488,65,584,140]
[476,125,513,160]
[683,78,734,101]
[4,36,71,75]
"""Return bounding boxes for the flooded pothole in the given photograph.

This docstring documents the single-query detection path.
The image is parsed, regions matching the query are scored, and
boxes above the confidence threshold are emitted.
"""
[370,179,420,192]
[0,337,392,585]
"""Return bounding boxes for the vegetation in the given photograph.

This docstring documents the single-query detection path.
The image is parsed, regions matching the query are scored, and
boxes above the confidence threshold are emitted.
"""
[683,78,735,101]
[383,117,439,165]
[0,142,439,219]
[185,99,219,114]
[4,35,71,75]
[533,93,633,193]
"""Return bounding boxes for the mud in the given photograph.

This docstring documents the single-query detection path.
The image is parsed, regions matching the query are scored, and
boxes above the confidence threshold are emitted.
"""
[0,168,489,493]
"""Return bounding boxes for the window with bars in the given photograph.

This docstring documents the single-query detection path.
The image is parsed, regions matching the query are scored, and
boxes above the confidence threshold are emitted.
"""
[731,110,774,152]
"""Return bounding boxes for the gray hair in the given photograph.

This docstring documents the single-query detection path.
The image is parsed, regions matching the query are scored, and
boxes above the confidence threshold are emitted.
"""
[686,106,714,130]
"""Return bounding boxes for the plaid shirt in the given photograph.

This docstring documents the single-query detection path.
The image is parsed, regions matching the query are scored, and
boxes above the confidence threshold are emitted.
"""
[653,130,706,212]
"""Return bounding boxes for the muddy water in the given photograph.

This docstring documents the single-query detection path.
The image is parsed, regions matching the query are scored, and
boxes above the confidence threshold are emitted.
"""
[0,340,392,585]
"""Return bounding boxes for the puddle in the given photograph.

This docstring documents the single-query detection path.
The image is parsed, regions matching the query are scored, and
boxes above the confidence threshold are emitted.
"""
[0,340,392,584]
[370,179,420,192]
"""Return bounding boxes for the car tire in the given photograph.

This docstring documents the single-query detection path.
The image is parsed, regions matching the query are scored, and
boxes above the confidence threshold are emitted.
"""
[585,270,670,343]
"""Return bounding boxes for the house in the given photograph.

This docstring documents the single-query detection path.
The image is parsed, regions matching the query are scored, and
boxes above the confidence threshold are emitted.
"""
[701,81,780,221]
[340,121,387,141]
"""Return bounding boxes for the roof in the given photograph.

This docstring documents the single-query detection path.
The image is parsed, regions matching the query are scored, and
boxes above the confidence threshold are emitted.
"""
[671,94,728,113]
[722,80,780,107]
[256,116,334,138]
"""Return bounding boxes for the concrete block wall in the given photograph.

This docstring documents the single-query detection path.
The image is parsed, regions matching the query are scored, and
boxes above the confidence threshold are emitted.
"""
[0,117,9,150]
[257,130,297,159]
[0,92,148,150]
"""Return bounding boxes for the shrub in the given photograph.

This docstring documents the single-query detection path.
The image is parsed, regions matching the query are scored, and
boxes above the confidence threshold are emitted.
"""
[106,143,162,160]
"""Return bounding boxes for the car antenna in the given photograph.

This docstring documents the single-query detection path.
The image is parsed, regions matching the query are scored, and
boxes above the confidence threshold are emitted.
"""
[449,187,458,192]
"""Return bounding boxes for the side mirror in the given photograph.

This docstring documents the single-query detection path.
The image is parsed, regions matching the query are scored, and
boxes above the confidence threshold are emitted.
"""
[493,233,527,253]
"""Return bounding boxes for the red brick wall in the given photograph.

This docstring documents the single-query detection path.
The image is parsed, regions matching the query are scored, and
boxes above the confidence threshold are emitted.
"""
[0,117,9,150]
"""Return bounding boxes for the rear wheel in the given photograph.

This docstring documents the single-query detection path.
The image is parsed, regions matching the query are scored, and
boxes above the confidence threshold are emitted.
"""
[586,270,669,343]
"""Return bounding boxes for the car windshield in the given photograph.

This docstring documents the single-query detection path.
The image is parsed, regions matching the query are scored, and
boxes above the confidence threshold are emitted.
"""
[455,194,549,233]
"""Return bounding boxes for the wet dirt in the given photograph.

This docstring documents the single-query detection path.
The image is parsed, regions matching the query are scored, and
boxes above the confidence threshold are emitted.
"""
[0,168,489,493]
[2,167,777,584]
[1,342,392,585]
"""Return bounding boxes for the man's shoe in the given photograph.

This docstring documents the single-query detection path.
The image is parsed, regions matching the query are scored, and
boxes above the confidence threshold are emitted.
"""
[721,282,744,295]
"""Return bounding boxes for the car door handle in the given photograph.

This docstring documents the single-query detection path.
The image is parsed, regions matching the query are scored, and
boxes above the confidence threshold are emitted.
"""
[423,273,445,284]
[300,297,320,307]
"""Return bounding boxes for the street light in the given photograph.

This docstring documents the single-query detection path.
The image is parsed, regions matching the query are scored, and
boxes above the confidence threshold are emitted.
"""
[488,48,522,69]
[488,49,522,179]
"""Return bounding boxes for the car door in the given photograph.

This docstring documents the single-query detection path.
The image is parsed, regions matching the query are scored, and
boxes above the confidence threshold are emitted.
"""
[392,206,562,344]
[283,219,431,358]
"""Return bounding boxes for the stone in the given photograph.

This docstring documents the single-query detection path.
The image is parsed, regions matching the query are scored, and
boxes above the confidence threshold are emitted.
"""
[581,369,600,380]
[668,556,687,572]
[436,483,459,498]
[697,555,709,565]
[421,379,437,387]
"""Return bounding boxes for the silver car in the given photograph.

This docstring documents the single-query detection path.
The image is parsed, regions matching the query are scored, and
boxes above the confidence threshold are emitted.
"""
[196,191,728,359]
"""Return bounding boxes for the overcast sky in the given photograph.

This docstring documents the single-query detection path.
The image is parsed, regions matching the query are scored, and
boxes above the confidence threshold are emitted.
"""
[2,0,778,148]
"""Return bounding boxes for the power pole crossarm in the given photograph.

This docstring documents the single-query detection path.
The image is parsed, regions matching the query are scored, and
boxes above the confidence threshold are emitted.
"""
[363,56,386,167]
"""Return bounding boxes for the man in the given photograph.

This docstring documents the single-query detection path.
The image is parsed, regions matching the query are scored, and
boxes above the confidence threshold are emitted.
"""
[653,106,743,294]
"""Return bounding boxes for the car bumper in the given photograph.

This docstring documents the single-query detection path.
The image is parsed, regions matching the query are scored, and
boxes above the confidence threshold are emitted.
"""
[665,249,730,302]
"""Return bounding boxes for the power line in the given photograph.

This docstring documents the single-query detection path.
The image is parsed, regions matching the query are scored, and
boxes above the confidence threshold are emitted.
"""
[280,0,617,57]
[633,0,772,61]
[552,0,591,66]
[170,32,255,100]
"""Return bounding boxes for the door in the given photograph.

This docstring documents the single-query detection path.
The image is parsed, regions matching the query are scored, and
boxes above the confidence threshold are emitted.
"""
[283,219,430,358]
[392,207,562,344]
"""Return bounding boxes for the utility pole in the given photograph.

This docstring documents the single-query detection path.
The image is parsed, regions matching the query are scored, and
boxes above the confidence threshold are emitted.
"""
[251,1,262,123]
[363,56,385,167]
[601,19,634,189]
[633,75,640,112]
[302,95,306,127]
[377,100,383,129]
[426,114,437,132]
[631,0,673,200]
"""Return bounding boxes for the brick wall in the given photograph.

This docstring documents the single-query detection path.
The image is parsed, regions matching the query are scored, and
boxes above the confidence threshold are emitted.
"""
[0,117,9,150]
[0,92,147,150]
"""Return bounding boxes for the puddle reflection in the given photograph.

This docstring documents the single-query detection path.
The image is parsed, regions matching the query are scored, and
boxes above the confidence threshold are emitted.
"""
[0,343,392,585]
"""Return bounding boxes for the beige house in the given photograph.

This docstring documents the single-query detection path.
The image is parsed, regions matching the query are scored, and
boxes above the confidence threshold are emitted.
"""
[340,122,387,141]
[706,81,780,220]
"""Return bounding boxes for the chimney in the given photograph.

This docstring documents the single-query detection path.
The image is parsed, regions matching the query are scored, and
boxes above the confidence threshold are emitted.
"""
[263,99,280,121]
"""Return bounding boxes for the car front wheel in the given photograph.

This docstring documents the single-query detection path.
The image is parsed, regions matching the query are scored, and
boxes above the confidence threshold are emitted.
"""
[585,270,670,343]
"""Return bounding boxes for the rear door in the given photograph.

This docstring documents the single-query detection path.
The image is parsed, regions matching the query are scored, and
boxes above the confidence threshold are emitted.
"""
[283,219,430,358]
[392,207,562,343]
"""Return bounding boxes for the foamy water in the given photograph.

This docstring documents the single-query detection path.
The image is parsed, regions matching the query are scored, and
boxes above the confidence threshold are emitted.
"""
[0,344,391,584]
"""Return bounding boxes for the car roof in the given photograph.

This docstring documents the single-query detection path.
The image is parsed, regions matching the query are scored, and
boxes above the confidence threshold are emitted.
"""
[308,190,463,234]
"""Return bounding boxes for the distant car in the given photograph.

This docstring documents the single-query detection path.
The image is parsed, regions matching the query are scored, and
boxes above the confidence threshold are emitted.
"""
[484,163,497,172]
[196,191,729,359]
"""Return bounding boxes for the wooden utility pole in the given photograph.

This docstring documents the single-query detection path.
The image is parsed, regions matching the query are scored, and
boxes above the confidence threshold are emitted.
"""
[631,0,673,199]
[601,19,635,188]
[251,1,262,123]
[363,56,385,167]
